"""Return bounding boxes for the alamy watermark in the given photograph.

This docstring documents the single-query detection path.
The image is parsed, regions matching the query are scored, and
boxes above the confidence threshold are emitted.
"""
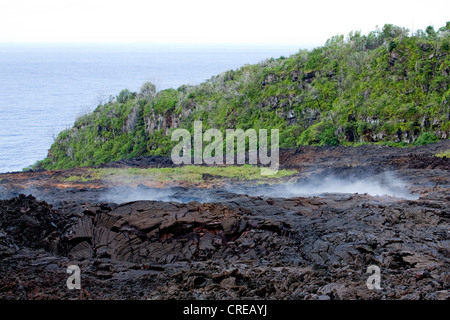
[171,121,279,175]
[366,265,381,290]
[66,265,81,290]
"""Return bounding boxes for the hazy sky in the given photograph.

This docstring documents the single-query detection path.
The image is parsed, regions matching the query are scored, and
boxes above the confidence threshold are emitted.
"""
[0,0,448,45]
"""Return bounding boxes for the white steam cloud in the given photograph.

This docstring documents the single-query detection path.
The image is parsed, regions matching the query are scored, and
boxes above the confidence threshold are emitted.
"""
[98,186,220,204]
[238,172,419,200]
[98,172,418,205]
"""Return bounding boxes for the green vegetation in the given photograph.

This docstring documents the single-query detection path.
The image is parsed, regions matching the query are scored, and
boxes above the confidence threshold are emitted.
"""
[34,23,450,171]
[100,165,296,183]
[414,132,440,145]
[435,149,450,158]
[63,175,92,182]
[60,165,297,183]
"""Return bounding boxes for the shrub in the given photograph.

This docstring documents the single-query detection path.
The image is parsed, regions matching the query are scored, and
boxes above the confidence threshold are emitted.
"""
[319,126,339,146]
[414,132,439,145]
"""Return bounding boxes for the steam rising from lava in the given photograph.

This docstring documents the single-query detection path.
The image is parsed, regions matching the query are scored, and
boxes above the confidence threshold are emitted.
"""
[99,171,418,204]
[243,172,419,200]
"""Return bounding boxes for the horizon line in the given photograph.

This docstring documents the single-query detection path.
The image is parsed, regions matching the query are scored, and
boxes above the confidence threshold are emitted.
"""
[0,41,320,48]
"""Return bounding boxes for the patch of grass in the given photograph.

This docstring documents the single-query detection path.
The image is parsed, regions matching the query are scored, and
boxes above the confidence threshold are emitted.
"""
[350,142,369,147]
[375,141,409,147]
[435,149,450,158]
[95,165,297,183]
[59,170,102,183]
[64,175,92,182]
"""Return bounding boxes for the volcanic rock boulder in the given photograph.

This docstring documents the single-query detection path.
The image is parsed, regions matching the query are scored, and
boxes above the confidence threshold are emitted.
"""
[0,194,66,256]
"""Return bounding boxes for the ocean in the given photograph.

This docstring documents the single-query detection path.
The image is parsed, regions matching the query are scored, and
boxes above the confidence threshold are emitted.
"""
[0,43,300,173]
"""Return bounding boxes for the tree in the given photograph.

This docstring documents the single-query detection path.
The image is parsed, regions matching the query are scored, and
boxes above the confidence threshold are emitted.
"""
[139,81,157,102]
[426,25,436,39]
[116,89,136,104]
[438,22,450,32]
[382,24,409,41]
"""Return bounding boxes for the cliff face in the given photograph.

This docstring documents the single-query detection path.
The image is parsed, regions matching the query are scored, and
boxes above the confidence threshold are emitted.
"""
[38,23,450,170]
